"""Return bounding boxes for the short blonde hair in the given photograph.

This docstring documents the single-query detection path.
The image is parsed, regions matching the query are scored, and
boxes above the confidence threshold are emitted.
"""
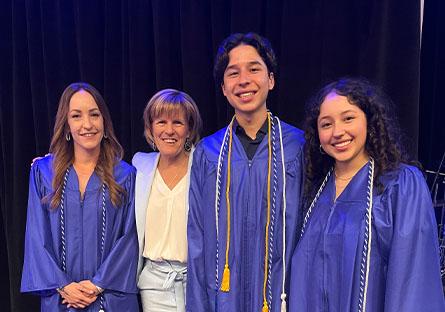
[143,89,202,146]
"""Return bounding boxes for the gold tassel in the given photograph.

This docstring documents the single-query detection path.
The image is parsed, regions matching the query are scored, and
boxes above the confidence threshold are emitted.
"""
[262,302,269,312]
[220,264,230,292]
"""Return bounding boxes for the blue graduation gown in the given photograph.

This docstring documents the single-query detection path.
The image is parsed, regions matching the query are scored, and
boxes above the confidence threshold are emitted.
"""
[289,163,445,311]
[21,156,139,311]
[187,121,305,312]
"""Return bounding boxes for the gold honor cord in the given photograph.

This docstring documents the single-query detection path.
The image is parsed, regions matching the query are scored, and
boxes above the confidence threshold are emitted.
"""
[220,119,234,292]
[262,113,272,312]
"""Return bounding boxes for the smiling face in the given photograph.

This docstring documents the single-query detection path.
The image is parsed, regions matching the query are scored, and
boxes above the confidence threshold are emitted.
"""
[317,92,368,170]
[151,109,190,161]
[221,44,275,118]
[67,90,104,157]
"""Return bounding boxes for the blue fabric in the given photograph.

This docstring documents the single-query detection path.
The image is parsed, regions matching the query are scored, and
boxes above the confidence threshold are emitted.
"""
[187,121,305,312]
[289,163,445,312]
[21,156,139,311]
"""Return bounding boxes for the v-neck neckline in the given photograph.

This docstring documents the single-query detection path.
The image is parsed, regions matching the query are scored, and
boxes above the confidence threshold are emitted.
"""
[332,161,370,203]
[155,168,187,193]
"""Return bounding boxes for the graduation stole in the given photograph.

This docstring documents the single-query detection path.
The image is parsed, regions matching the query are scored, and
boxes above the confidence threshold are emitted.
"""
[300,158,375,312]
[214,112,289,312]
[59,167,107,312]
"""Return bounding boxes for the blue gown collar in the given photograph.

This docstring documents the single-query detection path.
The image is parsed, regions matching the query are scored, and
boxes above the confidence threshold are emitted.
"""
[328,161,371,204]
[66,166,102,191]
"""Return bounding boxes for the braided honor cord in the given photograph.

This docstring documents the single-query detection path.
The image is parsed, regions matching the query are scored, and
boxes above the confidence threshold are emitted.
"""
[59,168,107,312]
[98,183,106,312]
[60,168,70,272]
[265,114,279,310]
[214,117,235,291]
[358,158,374,312]
[276,117,288,312]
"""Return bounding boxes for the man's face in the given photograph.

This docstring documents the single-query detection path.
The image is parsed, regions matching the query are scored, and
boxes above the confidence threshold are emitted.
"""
[221,44,275,117]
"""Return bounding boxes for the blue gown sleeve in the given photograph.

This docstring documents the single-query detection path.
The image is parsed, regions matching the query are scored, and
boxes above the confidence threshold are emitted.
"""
[91,168,138,294]
[383,166,445,311]
[21,162,71,295]
[186,145,211,312]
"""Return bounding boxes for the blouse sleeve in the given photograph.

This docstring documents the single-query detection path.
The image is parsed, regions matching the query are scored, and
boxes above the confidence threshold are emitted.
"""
[383,166,445,311]
[91,167,138,294]
[21,162,71,295]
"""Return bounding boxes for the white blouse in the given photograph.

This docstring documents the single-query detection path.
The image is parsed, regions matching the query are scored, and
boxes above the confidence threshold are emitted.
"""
[143,168,188,263]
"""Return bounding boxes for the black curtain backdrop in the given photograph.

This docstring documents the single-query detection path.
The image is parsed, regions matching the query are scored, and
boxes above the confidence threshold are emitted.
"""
[0,1,442,311]
[420,0,445,173]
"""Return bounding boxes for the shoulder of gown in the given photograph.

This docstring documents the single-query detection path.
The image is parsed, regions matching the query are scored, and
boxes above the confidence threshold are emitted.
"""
[379,163,425,190]
[30,154,54,194]
[193,127,228,164]
[275,120,305,163]
[112,159,136,186]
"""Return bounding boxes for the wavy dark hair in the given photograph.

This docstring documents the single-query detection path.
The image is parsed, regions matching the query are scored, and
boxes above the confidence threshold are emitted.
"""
[213,32,277,87]
[49,82,125,208]
[304,77,409,200]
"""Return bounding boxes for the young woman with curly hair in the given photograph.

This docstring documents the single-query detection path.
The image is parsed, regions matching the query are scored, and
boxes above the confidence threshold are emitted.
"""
[21,82,138,311]
[289,77,444,311]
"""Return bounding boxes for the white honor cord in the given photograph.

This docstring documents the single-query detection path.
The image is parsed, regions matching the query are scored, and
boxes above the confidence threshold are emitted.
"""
[214,117,235,287]
[361,158,374,312]
[214,123,232,241]
[276,118,288,311]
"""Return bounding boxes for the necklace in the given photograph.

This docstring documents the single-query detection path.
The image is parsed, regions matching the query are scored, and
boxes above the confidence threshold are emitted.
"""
[158,156,188,188]
[334,171,354,181]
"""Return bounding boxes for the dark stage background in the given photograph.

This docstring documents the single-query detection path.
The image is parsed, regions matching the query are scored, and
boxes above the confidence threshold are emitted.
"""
[0,0,444,311]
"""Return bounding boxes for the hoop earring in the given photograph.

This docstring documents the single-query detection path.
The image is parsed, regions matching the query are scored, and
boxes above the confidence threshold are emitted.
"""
[319,144,326,155]
[65,132,71,141]
[184,138,192,152]
[103,132,108,139]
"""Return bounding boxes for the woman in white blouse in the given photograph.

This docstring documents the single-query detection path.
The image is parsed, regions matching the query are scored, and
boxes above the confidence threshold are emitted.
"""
[132,89,202,312]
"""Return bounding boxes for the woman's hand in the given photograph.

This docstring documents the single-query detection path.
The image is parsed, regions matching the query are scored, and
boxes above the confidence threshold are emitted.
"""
[58,282,98,309]
[79,279,104,296]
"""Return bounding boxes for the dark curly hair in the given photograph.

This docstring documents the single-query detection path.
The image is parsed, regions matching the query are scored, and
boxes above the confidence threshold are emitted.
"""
[213,32,278,87]
[304,77,409,200]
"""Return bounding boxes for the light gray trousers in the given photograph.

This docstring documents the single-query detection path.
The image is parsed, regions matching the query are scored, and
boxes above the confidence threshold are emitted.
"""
[138,259,187,312]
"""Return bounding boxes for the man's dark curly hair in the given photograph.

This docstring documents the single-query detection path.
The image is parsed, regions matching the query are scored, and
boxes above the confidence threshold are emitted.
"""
[304,77,409,200]
[213,32,278,87]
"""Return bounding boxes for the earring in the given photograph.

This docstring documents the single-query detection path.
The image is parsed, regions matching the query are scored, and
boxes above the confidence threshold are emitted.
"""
[103,132,108,139]
[150,140,157,151]
[65,132,71,141]
[319,144,326,155]
[184,138,192,152]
